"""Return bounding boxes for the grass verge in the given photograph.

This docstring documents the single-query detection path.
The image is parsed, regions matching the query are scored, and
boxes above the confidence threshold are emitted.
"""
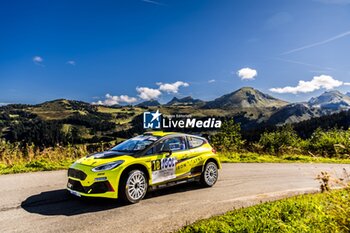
[0,158,75,174]
[178,189,350,233]
[219,152,350,164]
[2,151,350,175]
[0,142,89,174]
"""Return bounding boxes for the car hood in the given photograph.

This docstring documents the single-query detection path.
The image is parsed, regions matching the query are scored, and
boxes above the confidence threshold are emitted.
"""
[76,151,134,167]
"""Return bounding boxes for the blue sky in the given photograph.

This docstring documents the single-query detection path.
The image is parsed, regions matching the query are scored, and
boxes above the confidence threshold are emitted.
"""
[1,0,350,105]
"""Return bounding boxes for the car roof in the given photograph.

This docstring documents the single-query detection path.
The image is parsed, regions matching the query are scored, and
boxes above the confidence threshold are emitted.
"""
[143,131,204,139]
[144,131,179,137]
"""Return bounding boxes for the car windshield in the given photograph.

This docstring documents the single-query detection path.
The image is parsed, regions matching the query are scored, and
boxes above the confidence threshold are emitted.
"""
[110,135,159,153]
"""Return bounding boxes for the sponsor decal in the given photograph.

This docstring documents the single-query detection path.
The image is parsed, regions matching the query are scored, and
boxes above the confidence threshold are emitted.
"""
[151,157,177,184]
[143,110,221,129]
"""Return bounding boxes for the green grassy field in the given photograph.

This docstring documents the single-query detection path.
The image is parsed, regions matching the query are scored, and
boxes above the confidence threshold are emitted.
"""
[178,188,350,233]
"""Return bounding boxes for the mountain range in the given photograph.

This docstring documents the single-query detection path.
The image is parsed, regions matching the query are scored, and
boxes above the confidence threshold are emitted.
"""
[137,87,350,110]
[1,87,350,143]
[204,87,288,109]
[166,96,205,106]
[138,87,350,125]
[136,100,161,107]
[271,90,350,125]
[308,90,350,110]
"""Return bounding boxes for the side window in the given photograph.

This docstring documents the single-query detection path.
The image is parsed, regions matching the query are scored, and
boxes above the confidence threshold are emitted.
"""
[160,137,186,152]
[188,136,205,149]
[145,147,154,155]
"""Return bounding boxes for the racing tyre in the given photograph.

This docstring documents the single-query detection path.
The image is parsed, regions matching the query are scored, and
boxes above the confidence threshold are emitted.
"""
[200,162,218,187]
[120,170,148,204]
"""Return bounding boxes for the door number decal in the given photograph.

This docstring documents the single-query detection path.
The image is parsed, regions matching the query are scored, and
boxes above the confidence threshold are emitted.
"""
[151,157,177,184]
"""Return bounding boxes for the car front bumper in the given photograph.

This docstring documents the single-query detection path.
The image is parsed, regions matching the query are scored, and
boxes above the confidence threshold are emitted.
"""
[66,163,121,199]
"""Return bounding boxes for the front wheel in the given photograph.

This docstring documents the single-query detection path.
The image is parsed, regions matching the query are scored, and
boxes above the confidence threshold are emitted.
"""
[200,162,218,187]
[119,170,148,204]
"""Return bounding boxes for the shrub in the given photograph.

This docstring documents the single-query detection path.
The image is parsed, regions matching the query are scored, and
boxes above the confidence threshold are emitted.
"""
[258,124,301,155]
[306,128,350,158]
[210,119,245,152]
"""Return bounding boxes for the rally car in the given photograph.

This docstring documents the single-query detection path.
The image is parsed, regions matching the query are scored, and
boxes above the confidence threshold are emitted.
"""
[67,131,221,203]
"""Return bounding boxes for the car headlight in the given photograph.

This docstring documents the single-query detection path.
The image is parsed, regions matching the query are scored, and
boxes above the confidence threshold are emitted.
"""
[91,160,124,172]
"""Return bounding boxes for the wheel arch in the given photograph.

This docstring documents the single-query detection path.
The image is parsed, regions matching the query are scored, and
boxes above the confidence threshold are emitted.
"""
[202,157,221,171]
[117,163,150,203]
[119,163,150,183]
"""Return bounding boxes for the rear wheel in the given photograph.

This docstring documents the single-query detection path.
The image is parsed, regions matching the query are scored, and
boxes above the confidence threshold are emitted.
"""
[119,170,148,204]
[200,162,218,187]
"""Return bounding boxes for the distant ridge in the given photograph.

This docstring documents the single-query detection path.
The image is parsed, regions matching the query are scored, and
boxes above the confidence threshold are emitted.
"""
[136,100,160,107]
[266,90,350,125]
[166,96,204,106]
[308,90,350,110]
[204,87,288,109]
[267,103,321,125]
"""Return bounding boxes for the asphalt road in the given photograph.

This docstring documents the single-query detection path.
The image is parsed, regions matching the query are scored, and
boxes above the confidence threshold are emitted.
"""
[1,163,350,233]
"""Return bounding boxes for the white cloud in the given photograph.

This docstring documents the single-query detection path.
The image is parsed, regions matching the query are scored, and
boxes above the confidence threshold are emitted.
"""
[208,79,216,83]
[156,81,189,93]
[344,82,350,86]
[92,101,104,105]
[93,80,190,104]
[269,75,344,94]
[33,56,43,65]
[66,60,76,66]
[136,87,162,100]
[114,94,138,103]
[92,94,137,106]
[237,67,257,80]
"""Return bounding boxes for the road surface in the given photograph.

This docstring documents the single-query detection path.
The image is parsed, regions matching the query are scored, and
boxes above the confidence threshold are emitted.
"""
[1,163,350,233]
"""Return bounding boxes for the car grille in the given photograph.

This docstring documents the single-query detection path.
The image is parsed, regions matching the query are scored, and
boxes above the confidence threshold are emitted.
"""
[67,178,112,194]
[68,168,87,180]
[89,182,111,194]
[67,178,85,192]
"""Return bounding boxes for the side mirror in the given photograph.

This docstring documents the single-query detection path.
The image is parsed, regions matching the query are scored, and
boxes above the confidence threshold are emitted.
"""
[161,150,172,157]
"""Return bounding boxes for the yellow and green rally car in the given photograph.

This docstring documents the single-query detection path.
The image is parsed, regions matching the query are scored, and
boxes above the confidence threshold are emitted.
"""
[67,131,221,203]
